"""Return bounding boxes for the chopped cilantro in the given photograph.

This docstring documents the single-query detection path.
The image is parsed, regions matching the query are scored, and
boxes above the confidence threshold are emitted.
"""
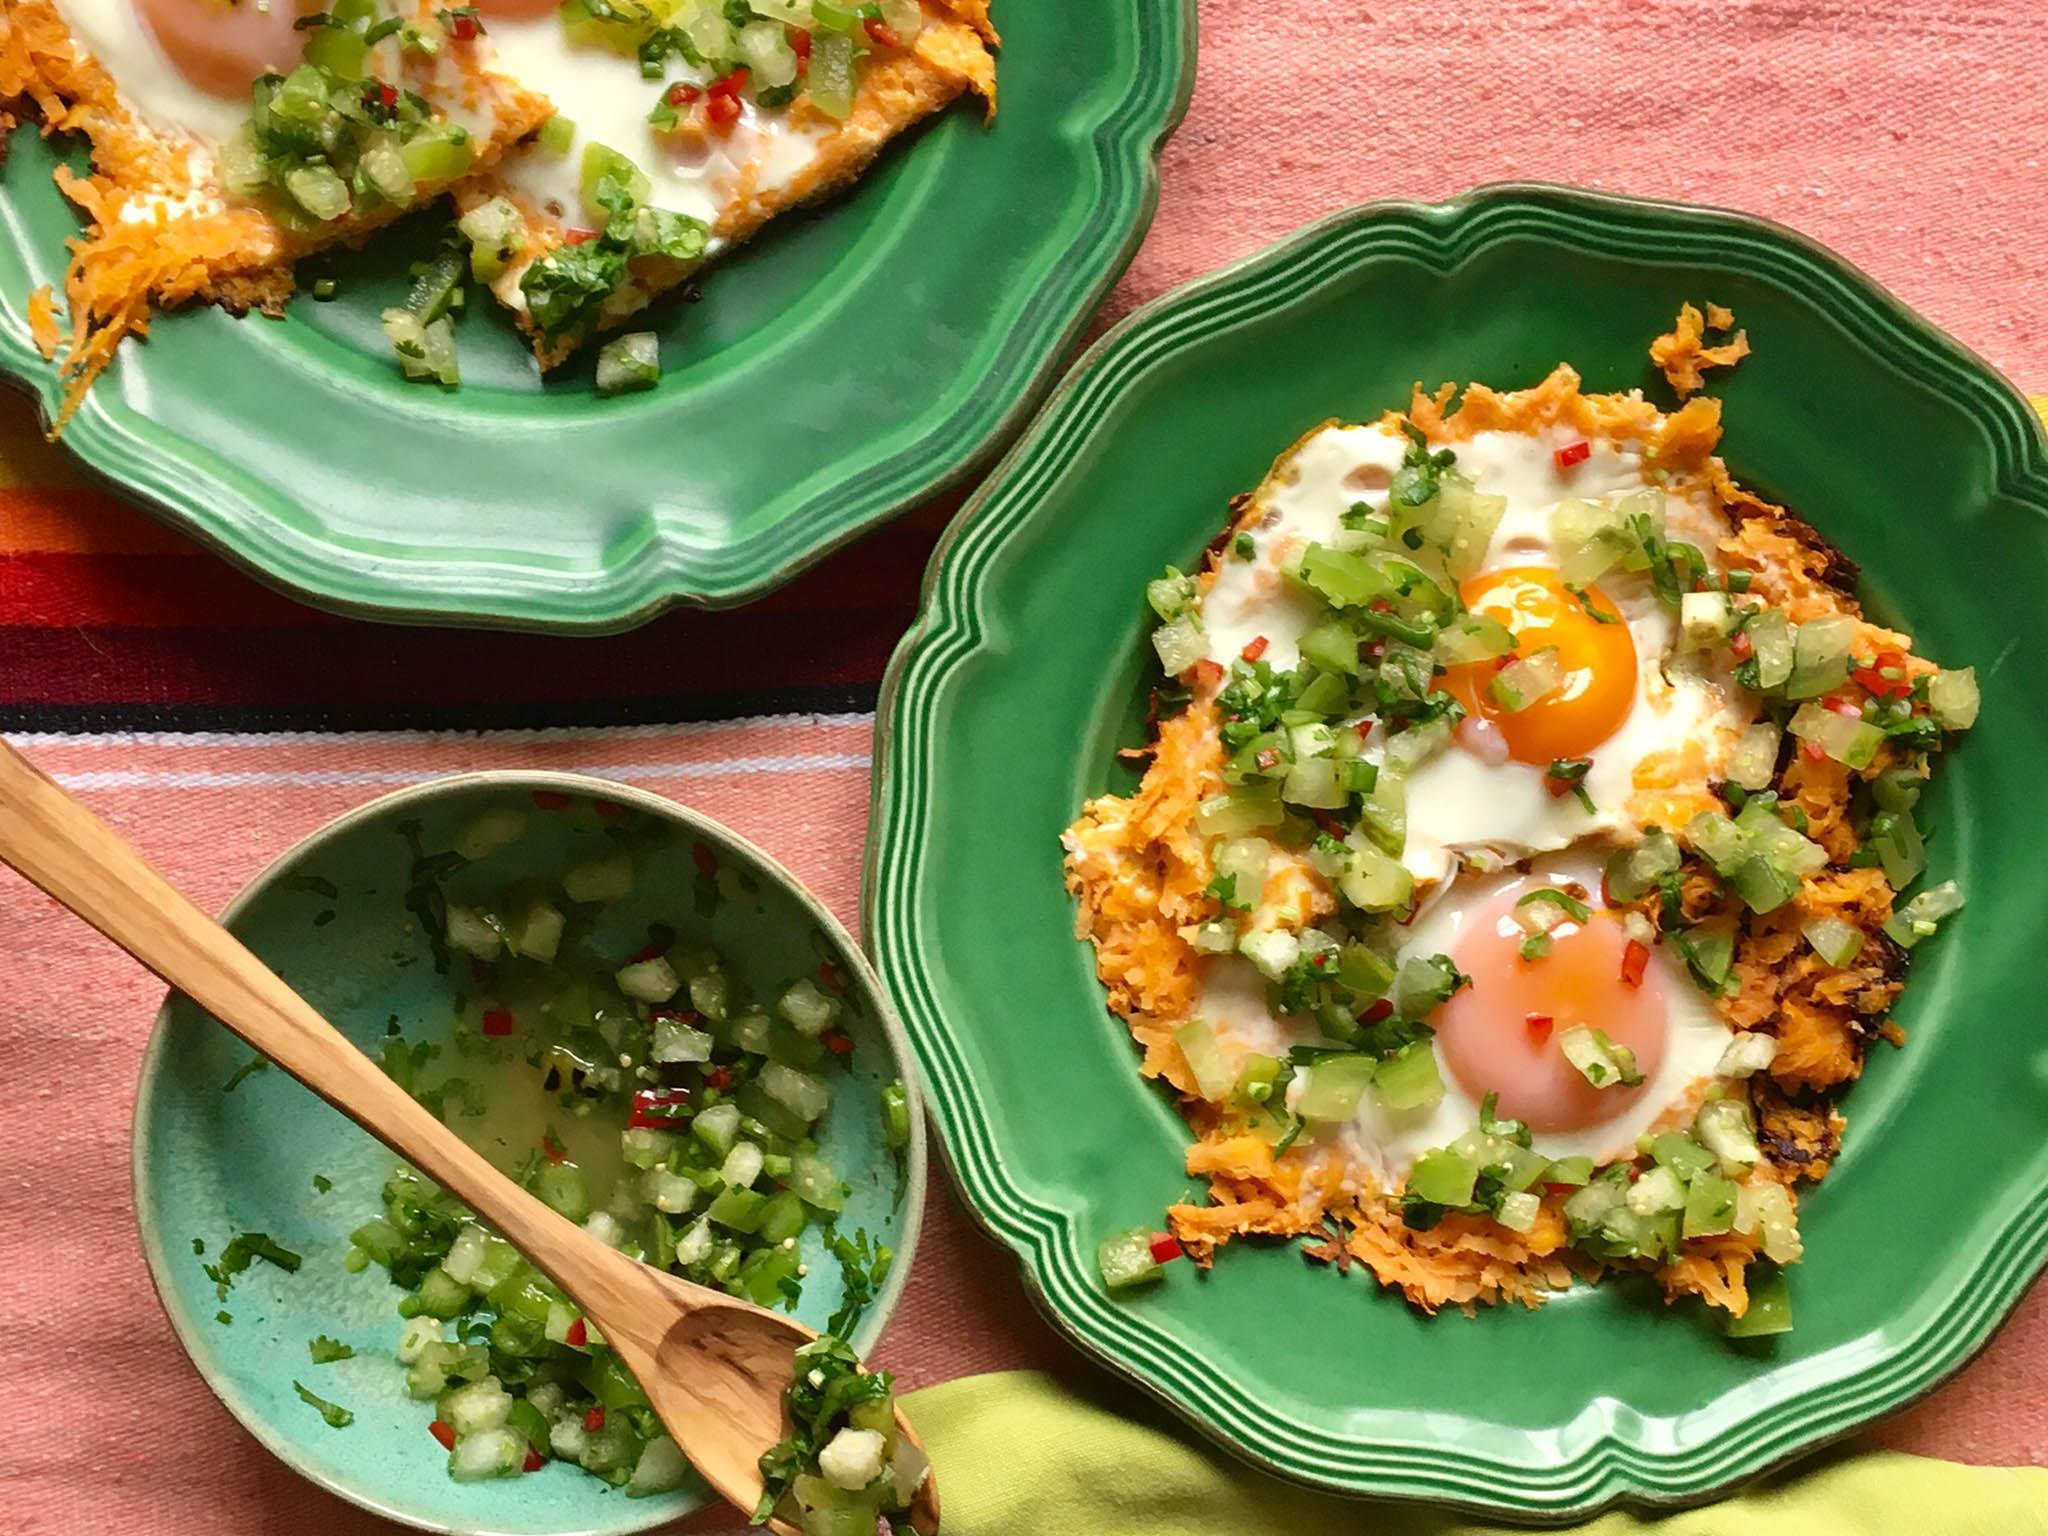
[222,1054,271,1093]
[822,1225,894,1342]
[202,1230,303,1301]
[293,1381,354,1428]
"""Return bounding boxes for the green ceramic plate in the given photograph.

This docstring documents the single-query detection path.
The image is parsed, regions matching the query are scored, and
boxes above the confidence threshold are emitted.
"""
[863,185,2048,1517]
[0,2,1191,629]
[134,772,926,1535]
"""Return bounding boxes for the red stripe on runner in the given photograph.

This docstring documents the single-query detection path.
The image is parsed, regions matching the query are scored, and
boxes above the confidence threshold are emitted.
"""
[0,614,900,710]
[0,553,326,629]
[0,524,935,630]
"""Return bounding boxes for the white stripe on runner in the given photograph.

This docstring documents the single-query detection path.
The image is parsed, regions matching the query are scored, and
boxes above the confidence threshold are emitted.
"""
[14,712,876,751]
[53,753,870,791]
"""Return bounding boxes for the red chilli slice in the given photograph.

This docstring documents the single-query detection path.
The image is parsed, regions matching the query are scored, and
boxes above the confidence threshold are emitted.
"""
[542,1135,566,1165]
[823,1029,855,1057]
[691,840,719,875]
[787,26,812,57]
[1148,1232,1182,1264]
[523,1446,544,1472]
[1729,631,1754,662]
[449,12,478,39]
[1554,440,1591,469]
[532,789,571,810]
[862,17,901,46]
[1853,649,1913,699]
[628,1088,691,1128]
[818,959,847,993]
[584,1406,606,1433]
[1525,1011,1554,1042]
[1191,658,1226,689]
[1240,634,1270,663]
[429,1420,456,1450]
[563,1318,588,1347]
[667,81,702,105]
[1620,940,1649,988]
[1361,999,1394,1024]
[481,1008,515,1037]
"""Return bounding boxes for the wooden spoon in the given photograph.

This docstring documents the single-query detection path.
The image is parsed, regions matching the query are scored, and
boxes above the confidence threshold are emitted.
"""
[0,740,937,1536]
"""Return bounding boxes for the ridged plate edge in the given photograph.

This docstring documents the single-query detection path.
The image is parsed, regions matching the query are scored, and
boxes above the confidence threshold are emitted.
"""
[861,183,2048,1517]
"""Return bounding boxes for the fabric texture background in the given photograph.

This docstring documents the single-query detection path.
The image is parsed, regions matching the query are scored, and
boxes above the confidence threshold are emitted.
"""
[3,1,2048,1532]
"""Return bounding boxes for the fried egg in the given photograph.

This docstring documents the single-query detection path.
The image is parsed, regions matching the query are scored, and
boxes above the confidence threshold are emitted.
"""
[1190,852,1733,1187]
[1181,850,1733,1187]
[1203,418,1752,889]
[1336,850,1731,1184]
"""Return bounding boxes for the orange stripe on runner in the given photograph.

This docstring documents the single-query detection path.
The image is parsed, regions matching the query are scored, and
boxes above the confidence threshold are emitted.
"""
[0,487,195,555]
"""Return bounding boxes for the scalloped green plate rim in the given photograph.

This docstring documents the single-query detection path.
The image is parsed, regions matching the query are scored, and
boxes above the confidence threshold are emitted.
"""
[0,1,1193,630]
[862,183,2048,1517]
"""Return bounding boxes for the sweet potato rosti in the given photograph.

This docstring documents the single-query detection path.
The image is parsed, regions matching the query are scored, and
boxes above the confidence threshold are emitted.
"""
[1070,310,1976,1329]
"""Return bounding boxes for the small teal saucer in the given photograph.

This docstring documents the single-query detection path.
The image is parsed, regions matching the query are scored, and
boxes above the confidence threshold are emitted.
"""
[132,771,926,1535]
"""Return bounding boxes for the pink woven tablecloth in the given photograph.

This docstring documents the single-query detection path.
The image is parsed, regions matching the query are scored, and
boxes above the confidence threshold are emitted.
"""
[4,4,2047,1533]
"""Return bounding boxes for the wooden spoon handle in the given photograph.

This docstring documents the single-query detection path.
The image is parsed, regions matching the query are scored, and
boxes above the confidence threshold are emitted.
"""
[0,739,653,1321]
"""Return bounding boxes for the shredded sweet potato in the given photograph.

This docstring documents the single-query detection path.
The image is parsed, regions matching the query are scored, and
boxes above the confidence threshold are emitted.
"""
[25,284,60,359]
[1651,301,1751,398]
[1064,702,1223,1095]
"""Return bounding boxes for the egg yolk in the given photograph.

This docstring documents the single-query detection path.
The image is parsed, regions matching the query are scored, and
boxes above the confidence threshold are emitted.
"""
[1441,565,1637,766]
[137,0,318,100]
[1435,883,1668,1134]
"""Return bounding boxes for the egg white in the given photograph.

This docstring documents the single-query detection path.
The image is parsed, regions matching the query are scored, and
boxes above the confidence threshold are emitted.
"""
[476,20,829,237]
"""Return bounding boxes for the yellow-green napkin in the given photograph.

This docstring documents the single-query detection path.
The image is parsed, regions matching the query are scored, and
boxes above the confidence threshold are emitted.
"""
[903,1372,2048,1534]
